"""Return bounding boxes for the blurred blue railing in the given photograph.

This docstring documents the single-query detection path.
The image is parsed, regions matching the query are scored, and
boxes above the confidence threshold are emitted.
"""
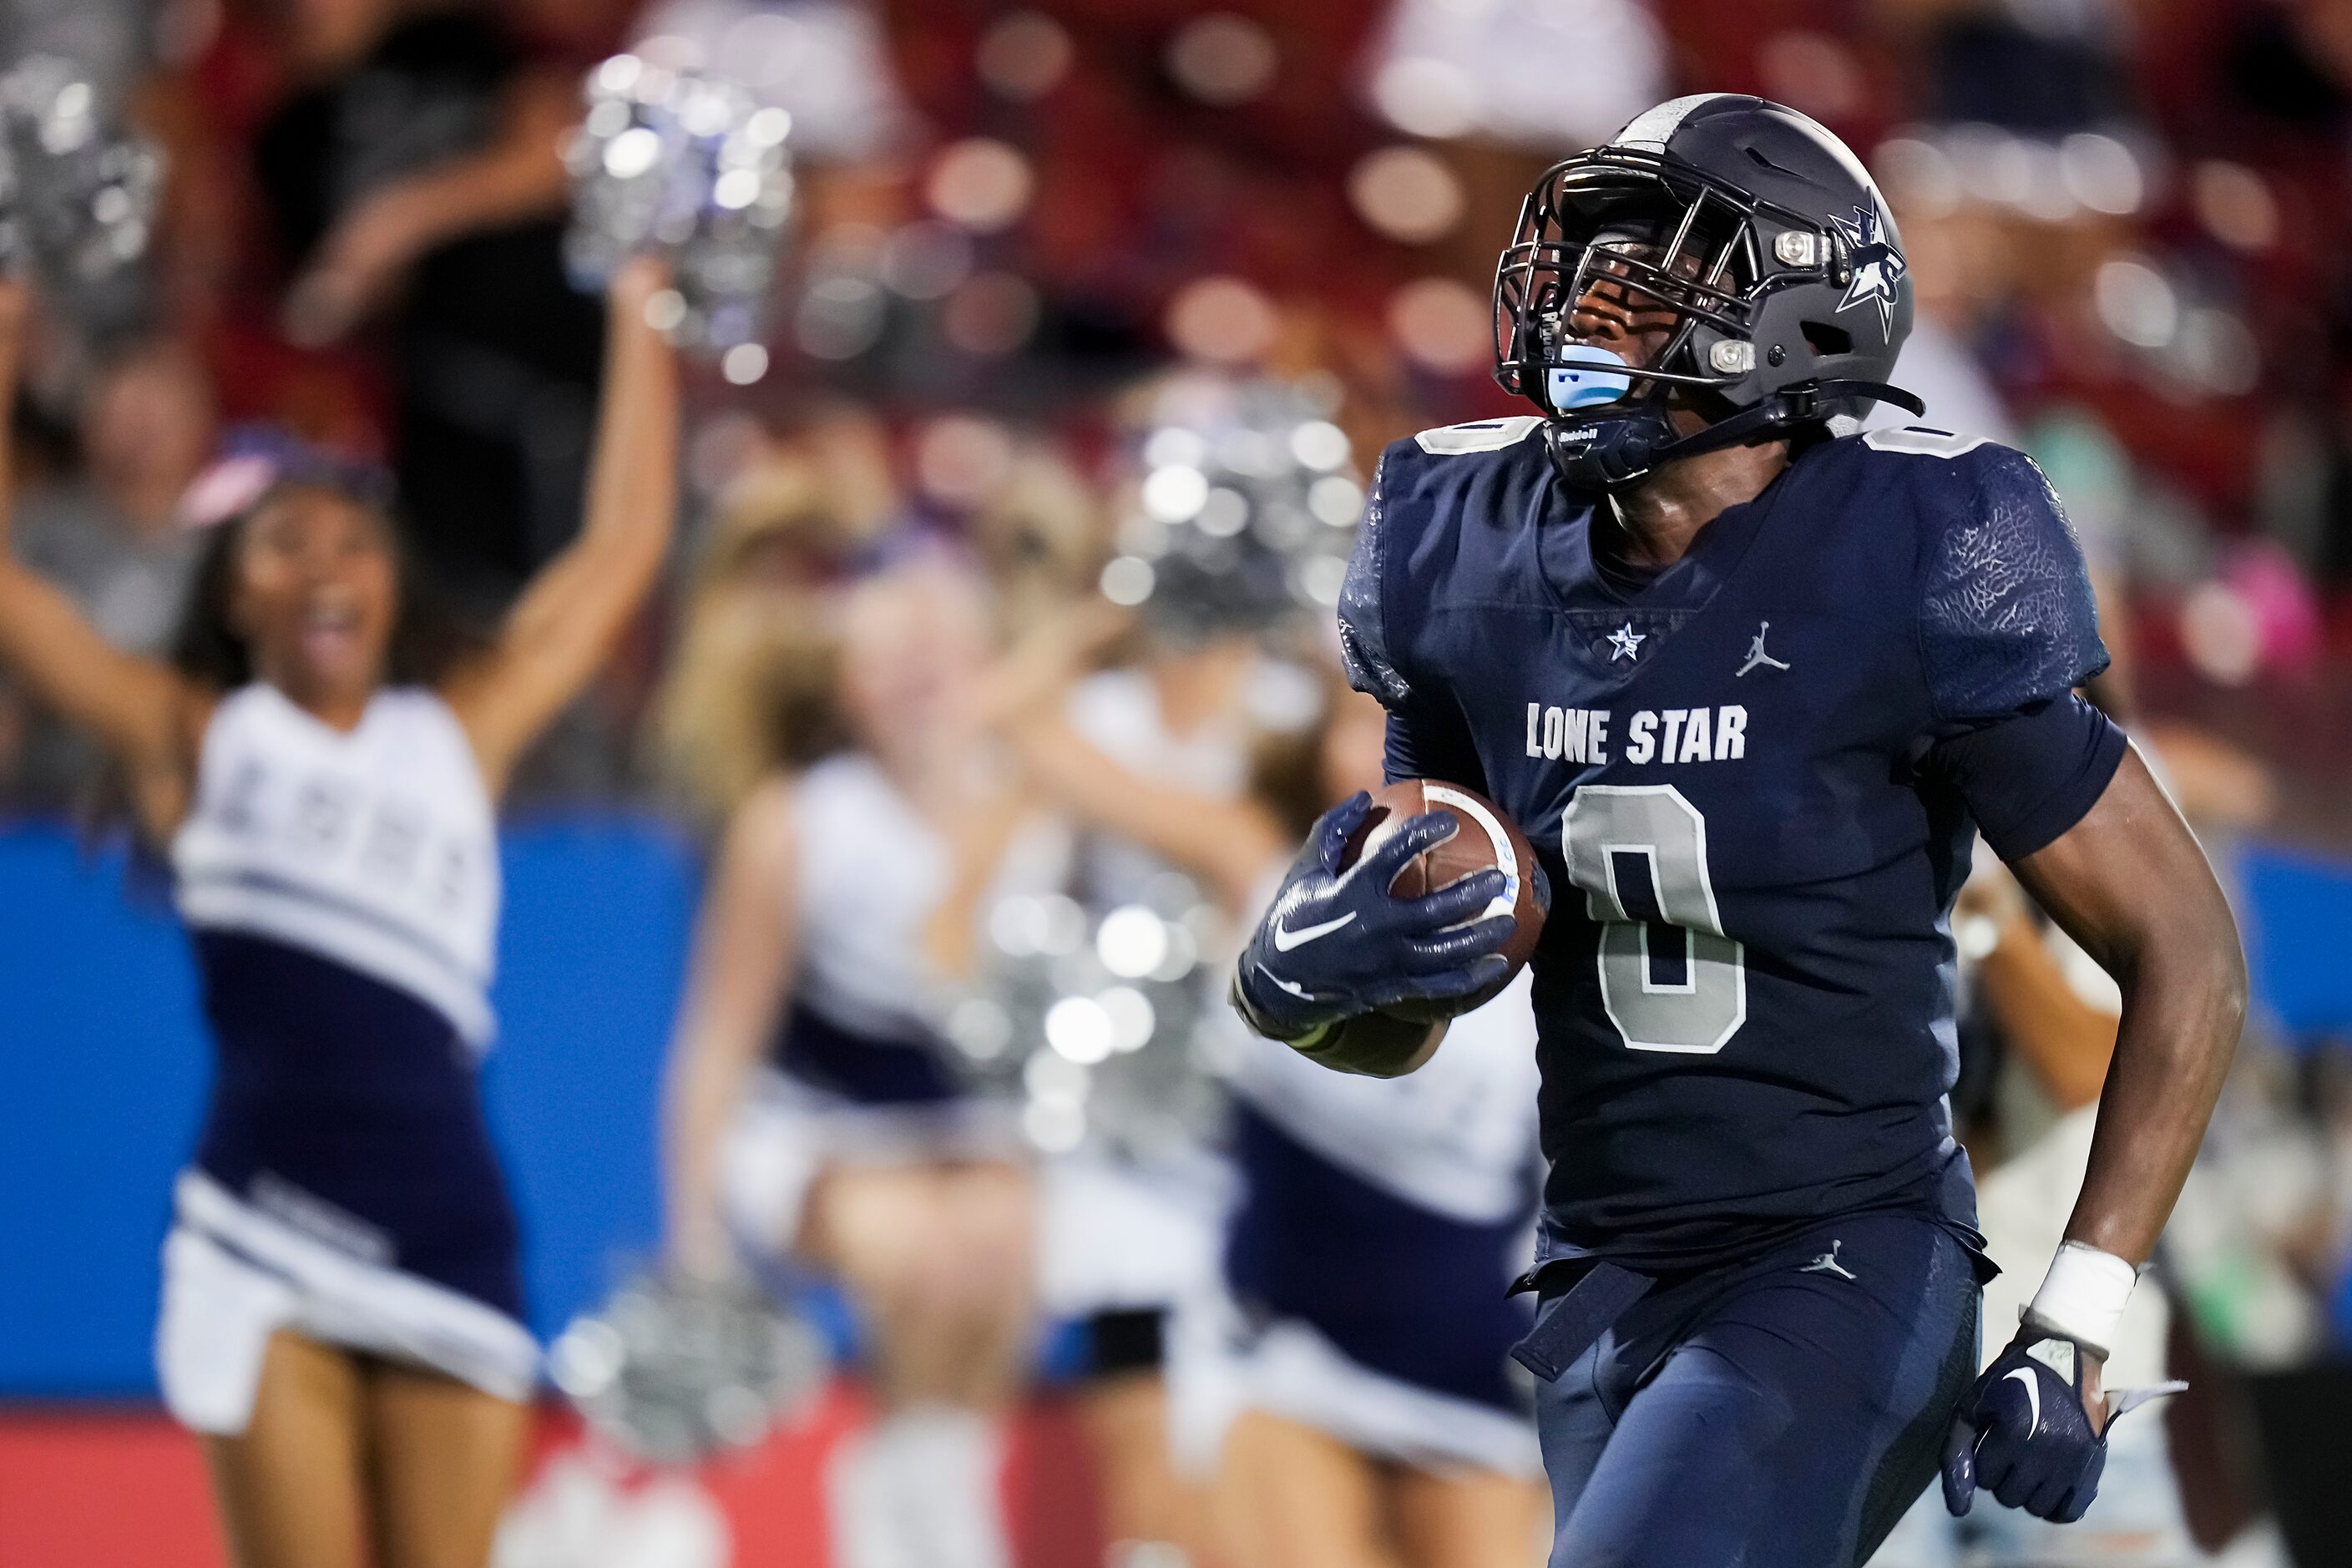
[1,818,2344,1398]
[0,817,696,1398]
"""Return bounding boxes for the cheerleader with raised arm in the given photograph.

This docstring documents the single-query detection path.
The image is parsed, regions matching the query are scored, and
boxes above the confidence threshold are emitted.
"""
[0,262,678,1568]
[1004,662,1548,1568]
[662,559,1052,1568]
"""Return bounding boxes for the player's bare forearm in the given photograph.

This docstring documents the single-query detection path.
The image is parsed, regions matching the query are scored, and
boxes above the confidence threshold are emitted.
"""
[1292,1012,1447,1078]
[2007,745,2248,1267]
[1230,974,1446,1078]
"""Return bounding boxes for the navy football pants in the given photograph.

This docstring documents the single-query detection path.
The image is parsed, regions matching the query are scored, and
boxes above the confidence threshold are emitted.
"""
[1537,1211,1980,1568]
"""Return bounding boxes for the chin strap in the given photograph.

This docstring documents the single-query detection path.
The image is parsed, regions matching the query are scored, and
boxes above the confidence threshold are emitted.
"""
[1545,379,1927,489]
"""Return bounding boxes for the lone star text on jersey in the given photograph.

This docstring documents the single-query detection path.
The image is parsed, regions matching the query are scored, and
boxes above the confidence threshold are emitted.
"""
[1525,702,1750,766]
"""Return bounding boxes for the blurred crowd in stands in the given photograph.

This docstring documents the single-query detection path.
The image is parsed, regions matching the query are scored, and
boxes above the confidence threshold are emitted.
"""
[11,1,2352,822]
[5,0,2352,1544]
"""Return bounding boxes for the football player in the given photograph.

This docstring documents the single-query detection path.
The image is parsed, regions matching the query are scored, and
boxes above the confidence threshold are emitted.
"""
[1229,94,2246,1566]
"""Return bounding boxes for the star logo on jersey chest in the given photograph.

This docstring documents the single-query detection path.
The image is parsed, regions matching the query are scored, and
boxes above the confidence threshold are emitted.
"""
[1829,205,1906,333]
[1606,623,1646,661]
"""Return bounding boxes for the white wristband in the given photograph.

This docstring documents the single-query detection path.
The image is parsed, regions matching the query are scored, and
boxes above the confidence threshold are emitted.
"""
[2024,1242,2139,1358]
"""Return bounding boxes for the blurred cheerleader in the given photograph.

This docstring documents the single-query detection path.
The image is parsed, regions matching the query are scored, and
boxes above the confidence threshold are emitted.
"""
[0,262,677,1568]
[1005,663,1548,1568]
[661,558,1051,1568]
[645,448,865,831]
[1016,610,1268,1568]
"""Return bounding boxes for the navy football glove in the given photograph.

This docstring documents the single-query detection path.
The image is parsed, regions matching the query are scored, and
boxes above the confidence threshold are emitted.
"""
[1234,792,1516,1040]
[1941,1330,2187,1524]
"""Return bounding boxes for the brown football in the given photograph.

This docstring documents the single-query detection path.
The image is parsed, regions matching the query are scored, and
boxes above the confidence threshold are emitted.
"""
[1337,778,1546,1023]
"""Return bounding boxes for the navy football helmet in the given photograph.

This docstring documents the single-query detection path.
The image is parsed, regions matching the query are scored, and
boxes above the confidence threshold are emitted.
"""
[1493,94,1925,488]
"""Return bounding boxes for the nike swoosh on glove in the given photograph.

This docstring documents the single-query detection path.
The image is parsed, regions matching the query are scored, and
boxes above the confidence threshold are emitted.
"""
[1941,1331,2188,1524]
[1234,791,1515,1040]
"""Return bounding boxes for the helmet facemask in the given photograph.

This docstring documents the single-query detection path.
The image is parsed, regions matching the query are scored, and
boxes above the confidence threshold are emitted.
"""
[1492,142,1922,488]
[1495,164,1764,424]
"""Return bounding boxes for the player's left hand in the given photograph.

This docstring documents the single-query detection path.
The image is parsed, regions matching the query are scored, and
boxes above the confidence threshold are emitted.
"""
[1941,1329,2185,1523]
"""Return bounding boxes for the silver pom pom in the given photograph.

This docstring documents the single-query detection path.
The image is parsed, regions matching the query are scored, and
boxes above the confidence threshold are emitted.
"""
[565,53,795,358]
[957,875,1232,1161]
[550,1267,830,1466]
[0,58,163,294]
[1103,375,1364,640]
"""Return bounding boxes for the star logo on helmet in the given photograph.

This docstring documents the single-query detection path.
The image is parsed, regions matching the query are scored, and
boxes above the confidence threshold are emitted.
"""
[1829,205,1906,334]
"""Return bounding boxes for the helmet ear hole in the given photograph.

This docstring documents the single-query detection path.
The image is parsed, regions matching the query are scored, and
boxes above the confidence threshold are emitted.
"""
[1800,321,1851,358]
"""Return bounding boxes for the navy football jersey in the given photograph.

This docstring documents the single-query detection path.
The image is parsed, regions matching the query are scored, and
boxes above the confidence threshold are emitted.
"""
[1339,417,2121,1272]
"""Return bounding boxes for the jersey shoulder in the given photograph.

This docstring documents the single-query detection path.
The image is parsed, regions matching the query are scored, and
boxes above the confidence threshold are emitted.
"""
[1818,427,2110,721]
[1381,414,1552,502]
[1338,417,1553,705]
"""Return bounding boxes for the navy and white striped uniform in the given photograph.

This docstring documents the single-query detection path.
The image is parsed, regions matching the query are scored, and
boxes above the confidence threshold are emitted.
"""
[158,684,534,1434]
[720,751,1039,1254]
[1217,969,1544,1475]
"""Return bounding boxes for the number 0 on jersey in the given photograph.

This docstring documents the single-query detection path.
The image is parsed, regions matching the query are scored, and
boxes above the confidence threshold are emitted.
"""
[1562,785,1748,1054]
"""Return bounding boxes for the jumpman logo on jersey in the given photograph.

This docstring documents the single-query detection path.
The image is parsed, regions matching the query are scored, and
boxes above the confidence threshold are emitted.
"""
[1736,620,1791,677]
[1799,1239,1857,1279]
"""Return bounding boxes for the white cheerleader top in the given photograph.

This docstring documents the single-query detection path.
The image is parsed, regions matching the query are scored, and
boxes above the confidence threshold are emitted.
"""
[787,750,1067,1042]
[1226,967,1545,1227]
[1064,665,1253,908]
[787,751,952,1040]
[172,685,501,1047]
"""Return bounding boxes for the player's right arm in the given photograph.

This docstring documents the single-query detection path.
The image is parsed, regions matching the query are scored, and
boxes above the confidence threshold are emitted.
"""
[1909,442,2245,1292]
[0,281,205,803]
[2005,749,2244,1272]
[1941,740,2240,1523]
[661,777,799,1272]
[1903,439,2242,1522]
